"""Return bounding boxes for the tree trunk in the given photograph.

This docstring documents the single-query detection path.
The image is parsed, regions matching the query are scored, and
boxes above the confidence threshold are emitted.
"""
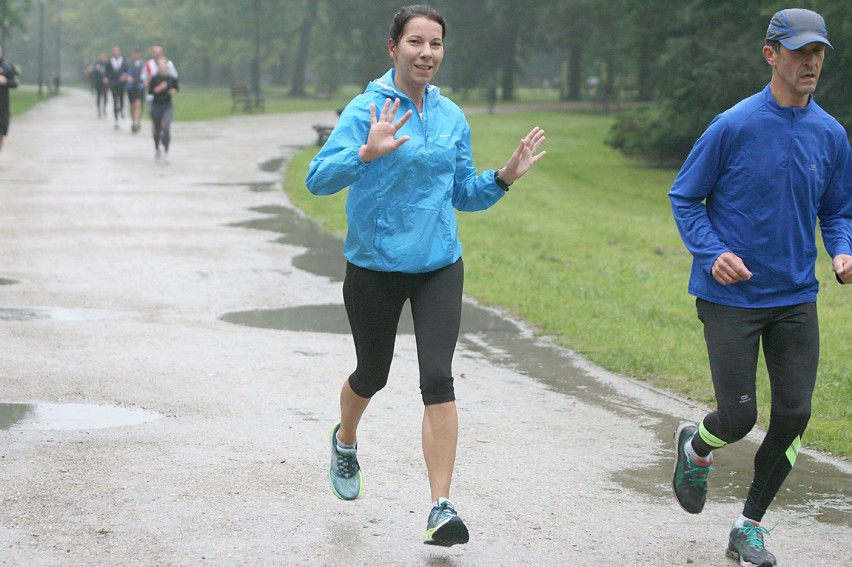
[201,55,210,86]
[500,24,518,101]
[251,0,261,97]
[568,40,583,101]
[289,0,318,97]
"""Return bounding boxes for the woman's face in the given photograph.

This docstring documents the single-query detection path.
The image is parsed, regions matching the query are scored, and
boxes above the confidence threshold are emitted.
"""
[157,59,168,75]
[388,16,444,98]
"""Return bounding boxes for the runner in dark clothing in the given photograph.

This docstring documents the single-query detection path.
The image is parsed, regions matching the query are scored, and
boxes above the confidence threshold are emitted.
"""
[125,48,147,133]
[148,57,179,164]
[105,46,128,129]
[89,52,109,118]
[0,46,19,159]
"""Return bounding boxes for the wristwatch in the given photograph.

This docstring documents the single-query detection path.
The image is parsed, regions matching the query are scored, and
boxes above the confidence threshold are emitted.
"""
[494,170,511,192]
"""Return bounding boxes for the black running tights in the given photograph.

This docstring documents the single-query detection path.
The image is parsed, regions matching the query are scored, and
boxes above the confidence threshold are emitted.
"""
[692,298,818,522]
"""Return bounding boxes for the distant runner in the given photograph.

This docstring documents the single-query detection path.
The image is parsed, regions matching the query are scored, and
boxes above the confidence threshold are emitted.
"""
[0,46,19,160]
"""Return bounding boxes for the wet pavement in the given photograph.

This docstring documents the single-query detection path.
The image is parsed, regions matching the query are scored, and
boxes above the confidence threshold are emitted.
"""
[222,197,852,528]
[0,89,849,566]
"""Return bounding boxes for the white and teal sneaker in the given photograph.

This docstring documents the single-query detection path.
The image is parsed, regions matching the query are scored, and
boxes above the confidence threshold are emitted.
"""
[424,498,469,547]
[726,520,777,566]
[672,422,713,514]
[328,422,362,500]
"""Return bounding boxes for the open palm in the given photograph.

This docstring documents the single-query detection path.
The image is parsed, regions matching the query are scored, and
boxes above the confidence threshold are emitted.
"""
[499,127,547,184]
[359,98,413,163]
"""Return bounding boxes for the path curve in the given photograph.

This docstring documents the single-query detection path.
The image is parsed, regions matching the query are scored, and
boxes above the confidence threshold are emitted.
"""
[0,89,848,566]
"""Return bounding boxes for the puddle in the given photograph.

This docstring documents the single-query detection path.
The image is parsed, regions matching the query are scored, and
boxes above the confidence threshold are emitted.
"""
[612,432,850,525]
[199,181,277,193]
[230,205,345,282]
[259,157,286,173]
[224,304,350,334]
[0,278,18,286]
[222,172,852,526]
[0,307,130,322]
[0,402,160,431]
[222,301,519,336]
[0,308,50,321]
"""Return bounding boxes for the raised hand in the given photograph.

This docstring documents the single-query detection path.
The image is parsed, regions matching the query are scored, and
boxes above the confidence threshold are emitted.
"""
[358,98,413,163]
[498,126,547,185]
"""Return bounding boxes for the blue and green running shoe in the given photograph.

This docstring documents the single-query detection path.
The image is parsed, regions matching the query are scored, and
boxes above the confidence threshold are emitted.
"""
[424,498,469,547]
[672,422,713,514]
[726,520,777,566]
[328,422,362,501]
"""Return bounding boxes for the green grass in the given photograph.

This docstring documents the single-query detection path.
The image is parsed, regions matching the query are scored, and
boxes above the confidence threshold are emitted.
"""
[284,111,851,458]
[173,84,569,122]
[9,85,55,116]
[173,84,363,121]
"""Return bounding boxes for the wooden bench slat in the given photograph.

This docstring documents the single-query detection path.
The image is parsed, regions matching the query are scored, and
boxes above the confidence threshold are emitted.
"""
[231,83,265,112]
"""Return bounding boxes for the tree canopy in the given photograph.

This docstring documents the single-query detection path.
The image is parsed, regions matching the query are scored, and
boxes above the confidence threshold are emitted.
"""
[6,0,850,162]
[0,0,32,51]
[605,1,851,162]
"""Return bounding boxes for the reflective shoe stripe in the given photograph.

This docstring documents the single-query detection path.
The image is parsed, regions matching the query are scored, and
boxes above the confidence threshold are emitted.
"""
[698,420,727,449]
[785,435,801,467]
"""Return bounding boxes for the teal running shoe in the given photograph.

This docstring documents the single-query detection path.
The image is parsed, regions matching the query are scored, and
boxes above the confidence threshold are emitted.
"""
[726,521,776,566]
[424,498,469,547]
[672,422,713,514]
[328,422,362,501]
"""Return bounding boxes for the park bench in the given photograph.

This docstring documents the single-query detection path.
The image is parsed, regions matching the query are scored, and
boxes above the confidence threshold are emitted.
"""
[311,108,344,146]
[312,124,335,146]
[231,83,265,112]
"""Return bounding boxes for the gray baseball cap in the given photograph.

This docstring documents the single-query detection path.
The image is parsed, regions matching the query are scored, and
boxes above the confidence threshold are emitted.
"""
[766,8,832,49]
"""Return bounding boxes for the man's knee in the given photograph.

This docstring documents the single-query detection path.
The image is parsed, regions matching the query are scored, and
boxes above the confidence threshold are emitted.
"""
[771,403,812,434]
[718,407,758,443]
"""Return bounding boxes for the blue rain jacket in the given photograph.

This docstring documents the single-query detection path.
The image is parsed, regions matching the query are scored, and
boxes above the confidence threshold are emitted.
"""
[669,85,852,308]
[306,69,506,273]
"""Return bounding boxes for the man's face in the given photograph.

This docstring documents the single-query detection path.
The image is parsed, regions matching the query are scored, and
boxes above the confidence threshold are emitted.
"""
[112,47,121,58]
[765,42,826,105]
[151,46,163,59]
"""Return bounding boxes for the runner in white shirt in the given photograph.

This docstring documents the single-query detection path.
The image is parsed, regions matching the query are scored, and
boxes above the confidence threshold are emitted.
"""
[141,44,178,99]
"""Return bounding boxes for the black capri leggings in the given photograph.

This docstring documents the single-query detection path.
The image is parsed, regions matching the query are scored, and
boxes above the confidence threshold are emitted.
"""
[343,258,464,406]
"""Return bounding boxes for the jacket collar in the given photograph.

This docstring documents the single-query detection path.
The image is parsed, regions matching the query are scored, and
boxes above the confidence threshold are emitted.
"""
[368,68,440,109]
[762,83,813,116]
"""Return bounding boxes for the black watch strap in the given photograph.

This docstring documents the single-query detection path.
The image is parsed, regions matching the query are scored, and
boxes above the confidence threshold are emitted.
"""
[494,170,511,191]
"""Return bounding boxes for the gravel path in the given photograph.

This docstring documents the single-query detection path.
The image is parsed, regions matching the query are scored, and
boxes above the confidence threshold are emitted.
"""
[0,89,849,566]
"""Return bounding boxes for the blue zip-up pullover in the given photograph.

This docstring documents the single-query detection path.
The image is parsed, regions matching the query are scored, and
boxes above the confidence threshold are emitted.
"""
[669,84,852,308]
[306,69,506,273]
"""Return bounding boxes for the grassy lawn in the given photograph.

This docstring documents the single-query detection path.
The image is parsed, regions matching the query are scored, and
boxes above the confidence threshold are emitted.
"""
[283,110,851,458]
[174,84,567,122]
[9,85,55,116]
[174,84,362,121]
